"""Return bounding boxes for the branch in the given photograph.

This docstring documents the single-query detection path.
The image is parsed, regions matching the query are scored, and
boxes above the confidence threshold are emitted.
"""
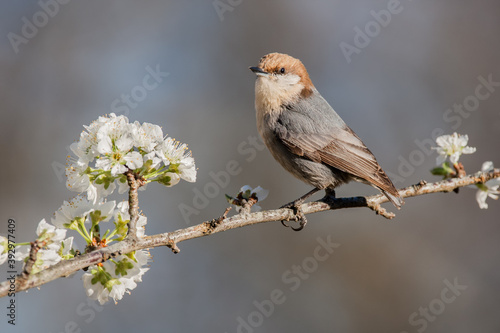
[22,241,42,278]
[1,169,498,297]
[125,170,146,240]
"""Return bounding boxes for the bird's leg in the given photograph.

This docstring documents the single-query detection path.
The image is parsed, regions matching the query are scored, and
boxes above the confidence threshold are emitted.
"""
[280,188,321,231]
[322,188,336,204]
[281,188,321,209]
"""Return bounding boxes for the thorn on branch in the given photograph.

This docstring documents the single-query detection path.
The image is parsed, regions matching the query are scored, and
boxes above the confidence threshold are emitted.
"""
[204,207,232,235]
[166,239,180,254]
[454,162,466,178]
[412,180,428,192]
[451,163,466,193]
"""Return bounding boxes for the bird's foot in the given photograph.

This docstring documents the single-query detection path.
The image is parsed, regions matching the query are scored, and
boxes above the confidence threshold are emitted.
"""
[280,199,307,231]
[279,188,321,231]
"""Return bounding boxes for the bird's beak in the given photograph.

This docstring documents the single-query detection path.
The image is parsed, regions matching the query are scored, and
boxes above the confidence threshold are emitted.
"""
[249,66,269,77]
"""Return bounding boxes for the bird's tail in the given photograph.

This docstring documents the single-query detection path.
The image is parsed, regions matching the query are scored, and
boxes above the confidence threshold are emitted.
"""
[382,190,404,209]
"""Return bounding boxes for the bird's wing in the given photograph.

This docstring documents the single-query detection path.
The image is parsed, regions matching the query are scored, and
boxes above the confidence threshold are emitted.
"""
[274,95,398,196]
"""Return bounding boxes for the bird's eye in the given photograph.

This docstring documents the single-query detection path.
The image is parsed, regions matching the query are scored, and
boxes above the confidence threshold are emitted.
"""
[280,67,286,74]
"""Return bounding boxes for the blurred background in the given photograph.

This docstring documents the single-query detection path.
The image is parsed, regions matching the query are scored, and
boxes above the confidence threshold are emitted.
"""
[1,0,499,332]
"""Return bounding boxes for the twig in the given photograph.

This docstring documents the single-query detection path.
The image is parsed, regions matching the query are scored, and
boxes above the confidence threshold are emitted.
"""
[22,241,42,278]
[0,169,498,298]
[125,170,142,240]
[204,207,232,235]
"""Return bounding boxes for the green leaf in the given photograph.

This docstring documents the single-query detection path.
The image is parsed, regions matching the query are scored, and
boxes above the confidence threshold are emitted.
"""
[431,162,455,177]
[430,167,447,176]
[442,162,455,174]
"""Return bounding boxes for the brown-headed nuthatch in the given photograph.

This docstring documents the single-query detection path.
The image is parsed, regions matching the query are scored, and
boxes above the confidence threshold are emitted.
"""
[250,53,403,230]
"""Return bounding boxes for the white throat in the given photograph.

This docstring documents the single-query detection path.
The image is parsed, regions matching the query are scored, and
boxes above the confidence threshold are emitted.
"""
[254,74,304,138]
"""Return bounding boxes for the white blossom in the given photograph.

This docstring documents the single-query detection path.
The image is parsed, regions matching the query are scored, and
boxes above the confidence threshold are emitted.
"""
[67,114,196,200]
[82,249,151,305]
[117,176,130,194]
[68,113,138,201]
[143,151,163,171]
[71,114,122,164]
[178,156,197,182]
[59,237,74,259]
[36,219,67,244]
[131,121,163,153]
[38,246,63,268]
[15,245,30,262]
[52,196,115,229]
[82,267,110,305]
[433,133,476,165]
[114,201,147,237]
[66,160,91,193]
[156,137,188,165]
[475,161,500,209]
[89,181,117,203]
[15,220,74,273]
[95,120,142,176]
[70,132,98,165]
[230,185,269,212]
[156,138,197,183]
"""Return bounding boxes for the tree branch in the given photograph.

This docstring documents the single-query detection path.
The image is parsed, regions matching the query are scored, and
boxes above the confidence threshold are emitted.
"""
[1,169,498,298]
[21,241,42,278]
[125,170,143,240]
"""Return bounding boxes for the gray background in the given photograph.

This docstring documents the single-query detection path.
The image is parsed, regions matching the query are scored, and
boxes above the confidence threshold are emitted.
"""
[1,0,500,332]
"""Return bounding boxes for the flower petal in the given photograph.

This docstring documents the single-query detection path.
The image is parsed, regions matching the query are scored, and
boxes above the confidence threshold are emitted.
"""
[462,146,476,154]
[450,152,460,164]
[253,186,269,201]
[124,151,144,170]
[481,161,494,172]
[476,190,489,209]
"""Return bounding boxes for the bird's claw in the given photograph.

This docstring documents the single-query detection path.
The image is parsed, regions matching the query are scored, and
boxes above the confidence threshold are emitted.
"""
[281,220,291,228]
[291,215,307,231]
[280,200,307,231]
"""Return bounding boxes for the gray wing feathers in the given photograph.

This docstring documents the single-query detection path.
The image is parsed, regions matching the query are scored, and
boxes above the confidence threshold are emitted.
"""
[275,93,402,206]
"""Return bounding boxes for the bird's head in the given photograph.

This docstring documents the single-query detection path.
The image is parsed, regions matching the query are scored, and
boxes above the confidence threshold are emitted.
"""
[250,53,315,111]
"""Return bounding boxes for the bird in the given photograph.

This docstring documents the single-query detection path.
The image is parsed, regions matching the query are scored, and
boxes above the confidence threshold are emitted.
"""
[249,52,403,230]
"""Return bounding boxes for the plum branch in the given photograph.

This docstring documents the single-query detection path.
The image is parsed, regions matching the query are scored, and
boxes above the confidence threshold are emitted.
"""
[0,168,498,298]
